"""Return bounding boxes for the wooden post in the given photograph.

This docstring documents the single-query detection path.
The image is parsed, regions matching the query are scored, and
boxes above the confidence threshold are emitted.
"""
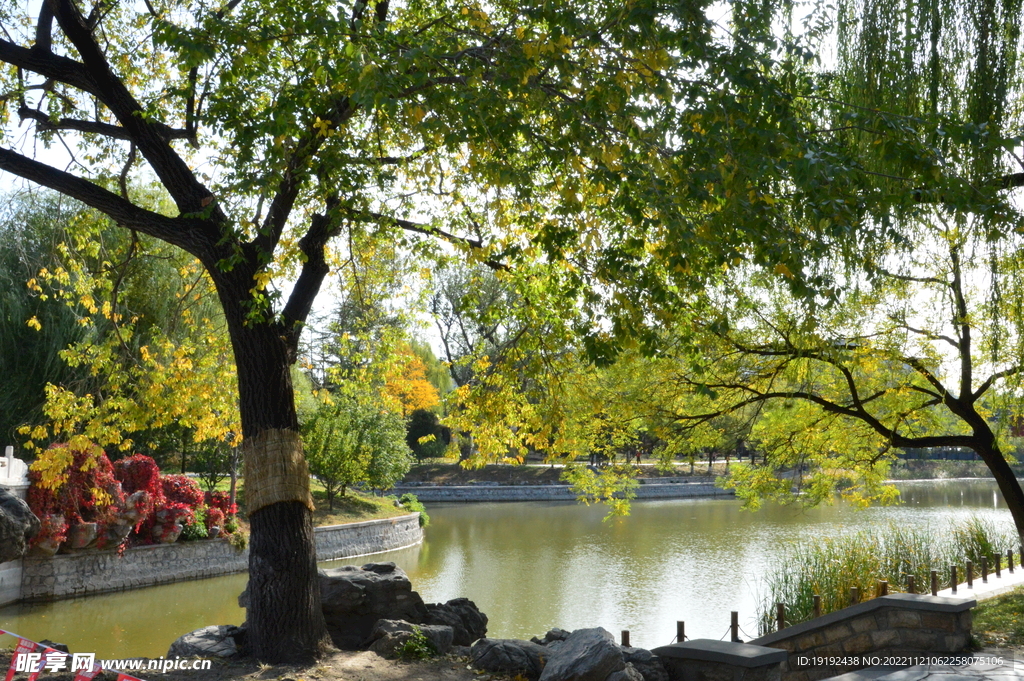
[951,565,958,594]
[850,586,860,605]
[907,575,916,594]
[1009,549,1015,573]
[621,630,630,647]
[731,611,740,642]
[776,602,785,631]
[677,621,685,643]
[982,556,988,583]
[996,553,1002,578]
[967,561,973,588]
[813,594,822,619]
[931,570,938,596]
[878,580,888,597]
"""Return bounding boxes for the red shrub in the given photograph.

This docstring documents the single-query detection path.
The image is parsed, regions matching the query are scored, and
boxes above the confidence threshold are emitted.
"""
[161,474,205,508]
[114,455,162,497]
[204,491,238,517]
[205,507,225,532]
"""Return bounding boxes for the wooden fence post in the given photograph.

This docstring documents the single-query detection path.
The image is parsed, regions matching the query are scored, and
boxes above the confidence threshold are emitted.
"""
[931,570,938,596]
[731,611,740,642]
[813,594,822,618]
[967,561,973,588]
[1009,549,1015,573]
[996,553,1001,578]
[621,631,630,647]
[907,575,916,594]
[850,586,860,605]
[776,602,785,631]
[677,621,685,643]
[878,580,888,596]
[982,556,988,583]
[951,565,958,594]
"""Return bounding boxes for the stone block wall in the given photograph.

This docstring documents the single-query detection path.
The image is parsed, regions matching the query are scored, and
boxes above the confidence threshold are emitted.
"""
[751,594,974,681]
[314,513,422,561]
[19,513,422,603]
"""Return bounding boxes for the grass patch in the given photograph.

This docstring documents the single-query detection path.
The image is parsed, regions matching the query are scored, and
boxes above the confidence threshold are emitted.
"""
[973,586,1024,648]
[311,487,411,527]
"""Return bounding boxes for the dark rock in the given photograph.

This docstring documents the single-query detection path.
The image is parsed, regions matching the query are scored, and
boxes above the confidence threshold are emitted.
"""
[167,625,246,658]
[451,645,472,658]
[0,486,40,563]
[39,640,70,654]
[538,628,624,681]
[425,598,488,645]
[606,663,644,681]
[621,647,668,681]
[531,628,571,645]
[319,562,428,649]
[471,638,550,679]
[365,619,453,658]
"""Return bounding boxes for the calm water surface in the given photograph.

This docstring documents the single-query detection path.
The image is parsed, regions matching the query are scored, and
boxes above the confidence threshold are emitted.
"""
[0,479,1013,657]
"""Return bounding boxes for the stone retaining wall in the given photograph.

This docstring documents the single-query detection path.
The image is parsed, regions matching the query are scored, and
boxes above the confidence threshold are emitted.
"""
[18,513,422,603]
[751,594,975,681]
[391,482,732,502]
[314,513,423,561]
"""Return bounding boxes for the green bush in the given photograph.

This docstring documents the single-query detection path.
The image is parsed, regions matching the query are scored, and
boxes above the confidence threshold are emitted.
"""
[397,626,435,660]
[399,493,430,527]
[180,508,209,541]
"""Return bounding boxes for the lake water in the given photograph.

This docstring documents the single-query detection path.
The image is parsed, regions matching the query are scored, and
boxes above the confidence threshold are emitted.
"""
[0,479,1015,658]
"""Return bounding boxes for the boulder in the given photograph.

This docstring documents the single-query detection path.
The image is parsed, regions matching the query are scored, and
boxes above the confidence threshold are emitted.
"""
[607,663,644,681]
[538,628,624,681]
[471,638,550,679]
[319,562,428,649]
[621,647,668,681]
[425,598,488,645]
[0,486,40,563]
[365,619,453,658]
[167,625,247,658]
[531,628,571,646]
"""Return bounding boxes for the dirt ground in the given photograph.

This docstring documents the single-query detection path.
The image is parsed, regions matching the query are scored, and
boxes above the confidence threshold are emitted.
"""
[0,648,509,681]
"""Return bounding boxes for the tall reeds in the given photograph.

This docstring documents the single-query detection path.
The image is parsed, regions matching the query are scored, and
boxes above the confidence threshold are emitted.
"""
[756,516,1017,635]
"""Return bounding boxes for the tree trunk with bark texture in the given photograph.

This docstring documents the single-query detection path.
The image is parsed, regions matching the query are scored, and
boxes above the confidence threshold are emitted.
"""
[218,278,332,662]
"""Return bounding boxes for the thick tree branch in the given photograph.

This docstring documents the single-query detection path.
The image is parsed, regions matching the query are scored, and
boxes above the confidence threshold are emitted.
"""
[973,365,1023,400]
[18,104,191,141]
[0,38,98,95]
[45,0,215,215]
[0,147,208,254]
[280,198,342,356]
[349,210,510,270]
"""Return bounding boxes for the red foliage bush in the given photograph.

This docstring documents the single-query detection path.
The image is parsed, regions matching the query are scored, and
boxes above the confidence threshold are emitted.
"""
[205,507,225,532]
[114,454,162,496]
[204,491,238,517]
[161,474,205,508]
[27,444,125,525]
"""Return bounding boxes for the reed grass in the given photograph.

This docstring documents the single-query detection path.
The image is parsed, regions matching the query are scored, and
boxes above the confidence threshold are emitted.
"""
[756,516,1018,635]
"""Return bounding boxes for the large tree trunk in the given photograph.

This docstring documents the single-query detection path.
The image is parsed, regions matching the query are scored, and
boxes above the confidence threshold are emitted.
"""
[974,437,1024,548]
[225,301,332,662]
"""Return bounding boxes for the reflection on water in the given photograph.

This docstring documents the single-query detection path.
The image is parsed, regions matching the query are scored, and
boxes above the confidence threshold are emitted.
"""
[0,479,1013,657]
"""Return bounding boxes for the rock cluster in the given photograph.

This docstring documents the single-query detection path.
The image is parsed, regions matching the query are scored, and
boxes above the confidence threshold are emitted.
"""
[473,627,668,681]
[171,562,667,681]
[0,486,40,563]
